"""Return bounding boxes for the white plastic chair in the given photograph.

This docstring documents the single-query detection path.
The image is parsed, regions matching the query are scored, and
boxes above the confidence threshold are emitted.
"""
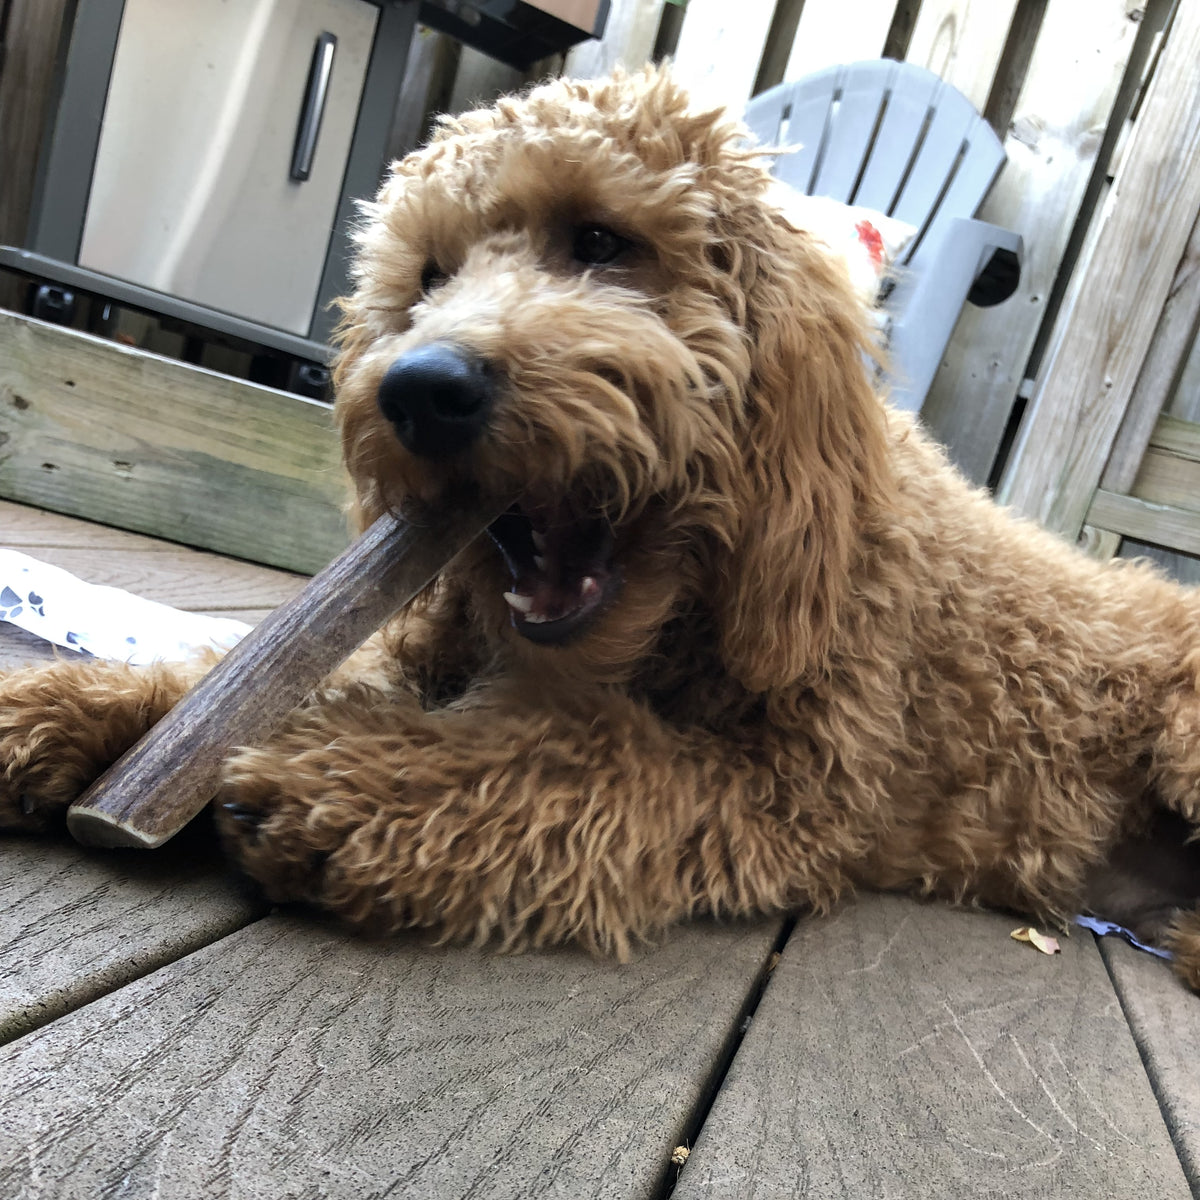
[745,60,1023,412]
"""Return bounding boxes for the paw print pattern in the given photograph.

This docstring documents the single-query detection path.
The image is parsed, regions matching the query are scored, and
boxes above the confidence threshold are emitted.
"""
[0,585,45,622]
[0,572,92,656]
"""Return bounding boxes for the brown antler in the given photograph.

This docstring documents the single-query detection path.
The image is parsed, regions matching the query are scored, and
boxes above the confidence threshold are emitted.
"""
[66,500,504,849]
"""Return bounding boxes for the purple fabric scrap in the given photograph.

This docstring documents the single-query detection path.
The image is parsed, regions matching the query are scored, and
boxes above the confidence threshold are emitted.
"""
[1074,915,1173,960]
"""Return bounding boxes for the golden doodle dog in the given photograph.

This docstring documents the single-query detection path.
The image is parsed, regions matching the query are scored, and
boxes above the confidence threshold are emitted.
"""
[4,68,1200,988]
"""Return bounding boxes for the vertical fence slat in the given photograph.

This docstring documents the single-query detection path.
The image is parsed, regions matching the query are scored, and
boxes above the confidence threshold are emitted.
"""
[1172,329,1200,422]
[997,0,1200,536]
[904,0,1020,110]
[669,0,781,112]
[921,0,1142,485]
[783,0,899,81]
[565,0,666,77]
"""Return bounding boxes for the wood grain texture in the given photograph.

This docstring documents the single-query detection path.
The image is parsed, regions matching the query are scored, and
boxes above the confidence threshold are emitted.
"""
[921,0,1140,485]
[981,0,1049,134]
[1097,211,1200,495]
[782,0,897,82]
[1,498,176,552]
[1130,447,1200,513]
[997,0,1200,535]
[0,311,349,574]
[1085,490,1200,556]
[67,505,500,848]
[0,508,286,664]
[669,0,778,114]
[0,0,71,307]
[194,608,273,626]
[1128,414,1200,512]
[1101,937,1200,1193]
[905,0,1020,111]
[674,895,1190,1199]
[0,837,264,1043]
[0,913,781,1199]
[1172,324,1200,420]
[12,545,307,611]
[564,0,664,76]
[0,622,56,671]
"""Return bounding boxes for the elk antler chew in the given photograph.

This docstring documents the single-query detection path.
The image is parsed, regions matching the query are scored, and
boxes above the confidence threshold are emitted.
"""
[66,500,504,849]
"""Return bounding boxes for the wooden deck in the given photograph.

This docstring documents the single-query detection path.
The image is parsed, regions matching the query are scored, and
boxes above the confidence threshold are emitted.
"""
[2,498,1200,1199]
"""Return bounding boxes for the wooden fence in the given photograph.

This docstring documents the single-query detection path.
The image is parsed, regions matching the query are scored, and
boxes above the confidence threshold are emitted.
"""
[395,1,1157,482]
[409,0,1199,575]
[2,0,1197,578]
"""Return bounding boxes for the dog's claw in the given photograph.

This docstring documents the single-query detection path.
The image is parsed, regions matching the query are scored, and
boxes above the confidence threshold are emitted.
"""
[221,801,263,828]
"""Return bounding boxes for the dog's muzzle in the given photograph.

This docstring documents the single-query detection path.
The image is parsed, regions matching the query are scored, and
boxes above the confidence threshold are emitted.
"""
[377,343,493,459]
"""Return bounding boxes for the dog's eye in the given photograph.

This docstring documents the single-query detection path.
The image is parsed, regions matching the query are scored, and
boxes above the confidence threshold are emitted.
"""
[420,261,448,293]
[572,225,630,266]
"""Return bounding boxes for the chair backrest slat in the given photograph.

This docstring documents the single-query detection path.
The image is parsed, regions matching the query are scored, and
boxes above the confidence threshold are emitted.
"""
[745,61,1006,248]
[848,65,943,211]
[810,63,893,200]
[904,119,1006,270]
[745,66,839,194]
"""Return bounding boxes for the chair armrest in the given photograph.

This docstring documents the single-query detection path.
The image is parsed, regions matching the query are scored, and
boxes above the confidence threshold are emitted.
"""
[884,217,1024,412]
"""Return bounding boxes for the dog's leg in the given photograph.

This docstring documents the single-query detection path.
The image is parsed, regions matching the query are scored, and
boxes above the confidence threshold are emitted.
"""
[1147,688,1200,988]
[1153,688,1200,825]
[215,685,833,955]
[0,658,200,832]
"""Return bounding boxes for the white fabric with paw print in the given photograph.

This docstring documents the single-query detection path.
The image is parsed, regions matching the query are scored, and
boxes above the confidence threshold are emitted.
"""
[0,549,250,664]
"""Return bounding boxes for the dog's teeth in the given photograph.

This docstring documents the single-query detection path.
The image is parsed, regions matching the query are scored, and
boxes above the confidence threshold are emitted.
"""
[503,591,534,614]
[533,555,548,572]
[580,576,600,599]
[524,611,550,624]
[531,530,547,552]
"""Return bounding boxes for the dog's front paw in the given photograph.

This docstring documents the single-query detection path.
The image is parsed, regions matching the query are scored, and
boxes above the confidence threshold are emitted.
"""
[0,680,111,832]
[0,660,185,832]
[215,747,382,919]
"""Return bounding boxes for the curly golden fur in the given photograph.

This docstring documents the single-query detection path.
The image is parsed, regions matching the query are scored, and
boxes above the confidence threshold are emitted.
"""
[4,67,1200,989]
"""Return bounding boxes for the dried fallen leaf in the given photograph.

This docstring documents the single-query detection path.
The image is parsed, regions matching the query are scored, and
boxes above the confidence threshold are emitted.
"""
[671,1146,690,1166]
[1010,926,1060,955]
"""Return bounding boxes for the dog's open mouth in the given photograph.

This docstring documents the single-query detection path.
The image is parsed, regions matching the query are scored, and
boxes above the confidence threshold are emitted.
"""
[487,500,621,644]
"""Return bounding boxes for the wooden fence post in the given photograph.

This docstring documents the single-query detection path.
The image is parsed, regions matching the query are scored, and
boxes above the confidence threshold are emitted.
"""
[996,0,1200,540]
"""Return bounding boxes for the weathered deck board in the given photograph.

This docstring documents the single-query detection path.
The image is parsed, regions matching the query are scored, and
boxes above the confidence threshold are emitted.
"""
[1101,938,1200,1193]
[669,0,778,114]
[673,895,1190,1199]
[2,498,305,611]
[0,506,287,1040]
[564,0,663,78]
[1,497,172,550]
[2,500,292,644]
[9,544,305,611]
[782,0,895,81]
[0,623,56,670]
[904,0,1019,112]
[0,310,349,574]
[0,914,781,1199]
[0,837,264,1043]
[3,507,1197,1197]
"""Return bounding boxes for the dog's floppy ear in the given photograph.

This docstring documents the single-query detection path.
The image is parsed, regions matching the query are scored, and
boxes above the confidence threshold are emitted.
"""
[712,204,893,692]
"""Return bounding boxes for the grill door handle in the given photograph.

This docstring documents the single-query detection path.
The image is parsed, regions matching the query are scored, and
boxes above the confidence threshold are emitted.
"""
[291,32,338,182]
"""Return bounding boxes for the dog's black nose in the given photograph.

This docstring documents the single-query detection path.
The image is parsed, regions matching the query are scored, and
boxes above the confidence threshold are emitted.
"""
[376,343,493,459]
